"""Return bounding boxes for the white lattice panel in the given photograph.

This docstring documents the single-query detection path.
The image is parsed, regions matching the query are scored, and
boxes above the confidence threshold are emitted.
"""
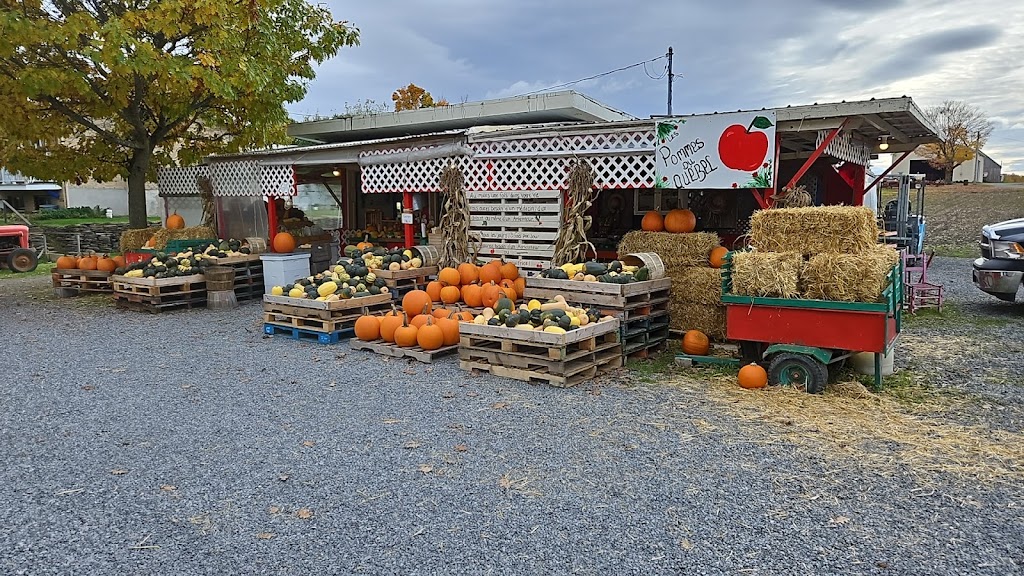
[208,161,294,198]
[157,165,209,197]
[818,129,871,166]
[473,130,654,155]
[259,164,295,198]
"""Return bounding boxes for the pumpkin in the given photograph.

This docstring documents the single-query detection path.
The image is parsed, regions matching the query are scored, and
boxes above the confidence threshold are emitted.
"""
[96,257,117,272]
[55,255,78,270]
[681,330,710,355]
[112,255,127,268]
[641,210,664,232]
[664,209,696,233]
[458,263,479,285]
[440,285,461,304]
[394,316,419,348]
[356,241,374,250]
[437,313,461,346]
[416,317,445,350]
[411,305,433,329]
[499,260,519,281]
[499,278,516,293]
[380,311,405,343]
[481,282,502,309]
[451,306,474,322]
[426,280,444,302]
[402,289,432,317]
[431,307,451,319]
[709,246,729,269]
[461,283,483,308]
[738,363,769,389]
[438,267,461,286]
[513,277,526,299]
[77,256,97,270]
[166,211,185,229]
[354,315,381,341]
[272,232,296,253]
[479,262,503,285]
[502,286,517,302]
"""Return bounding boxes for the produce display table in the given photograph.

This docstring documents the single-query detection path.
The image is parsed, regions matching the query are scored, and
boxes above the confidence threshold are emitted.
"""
[52,269,113,297]
[112,274,207,313]
[262,293,392,344]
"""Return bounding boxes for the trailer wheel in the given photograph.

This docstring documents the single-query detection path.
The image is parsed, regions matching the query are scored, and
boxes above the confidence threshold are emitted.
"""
[768,353,828,394]
[7,248,38,273]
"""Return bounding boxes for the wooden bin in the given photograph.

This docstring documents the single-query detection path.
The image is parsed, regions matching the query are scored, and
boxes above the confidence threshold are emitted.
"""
[112,274,207,312]
[203,266,236,292]
[412,245,440,268]
[52,269,113,297]
[458,319,622,388]
[370,265,438,291]
[206,254,264,301]
[620,252,666,279]
[262,293,392,344]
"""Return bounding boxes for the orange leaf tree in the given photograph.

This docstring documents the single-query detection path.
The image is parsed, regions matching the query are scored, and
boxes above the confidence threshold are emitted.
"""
[392,83,448,111]
[917,100,994,182]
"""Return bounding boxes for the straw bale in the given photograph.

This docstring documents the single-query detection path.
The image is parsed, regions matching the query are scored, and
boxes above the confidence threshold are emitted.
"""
[730,251,803,298]
[617,231,720,268]
[150,226,218,250]
[670,302,727,340]
[749,206,878,255]
[670,266,722,306]
[803,246,899,302]
[118,227,160,251]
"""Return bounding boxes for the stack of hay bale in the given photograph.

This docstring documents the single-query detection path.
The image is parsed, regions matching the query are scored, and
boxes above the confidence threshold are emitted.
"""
[732,206,900,302]
[617,230,727,339]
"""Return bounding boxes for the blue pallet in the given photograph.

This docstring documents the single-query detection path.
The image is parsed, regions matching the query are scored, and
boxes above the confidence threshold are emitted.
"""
[263,323,355,344]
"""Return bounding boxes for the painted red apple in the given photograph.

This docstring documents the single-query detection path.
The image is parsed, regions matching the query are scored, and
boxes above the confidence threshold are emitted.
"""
[718,116,773,172]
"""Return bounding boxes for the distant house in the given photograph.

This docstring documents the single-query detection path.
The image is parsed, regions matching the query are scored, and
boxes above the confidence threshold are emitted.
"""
[0,168,61,211]
[889,148,1002,183]
[0,167,162,217]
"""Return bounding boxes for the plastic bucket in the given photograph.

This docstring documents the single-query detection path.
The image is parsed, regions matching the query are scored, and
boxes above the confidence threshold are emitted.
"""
[620,252,666,279]
[850,350,895,377]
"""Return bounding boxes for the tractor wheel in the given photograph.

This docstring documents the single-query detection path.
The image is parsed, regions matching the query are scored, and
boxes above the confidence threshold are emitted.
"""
[7,248,38,273]
[768,353,828,394]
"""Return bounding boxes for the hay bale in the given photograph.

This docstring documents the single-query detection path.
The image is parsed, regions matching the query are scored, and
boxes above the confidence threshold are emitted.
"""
[119,227,160,251]
[671,302,727,340]
[150,226,218,250]
[802,246,899,302]
[670,266,722,306]
[618,231,720,268]
[749,206,878,255]
[730,251,803,298]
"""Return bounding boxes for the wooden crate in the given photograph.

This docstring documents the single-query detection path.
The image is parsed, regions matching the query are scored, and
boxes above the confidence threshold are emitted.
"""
[112,274,207,312]
[262,293,392,336]
[458,319,622,387]
[207,255,265,301]
[52,269,113,296]
[349,339,458,363]
[468,189,561,273]
[369,266,436,294]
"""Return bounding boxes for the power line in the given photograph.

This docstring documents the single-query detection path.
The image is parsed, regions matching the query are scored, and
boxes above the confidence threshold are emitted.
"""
[644,60,667,80]
[517,54,666,96]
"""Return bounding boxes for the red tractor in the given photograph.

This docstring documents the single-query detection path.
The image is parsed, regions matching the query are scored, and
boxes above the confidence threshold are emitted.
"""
[0,225,39,272]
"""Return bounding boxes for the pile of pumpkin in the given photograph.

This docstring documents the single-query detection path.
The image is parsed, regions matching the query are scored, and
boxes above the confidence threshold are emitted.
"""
[471,294,613,334]
[640,208,697,233]
[55,254,126,273]
[540,260,650,282]
[425,260,525,308]
[343,244,424,271]
[680,329,769,390]
[271,261,389,301]
[117,250,211,279]
[353,289,467,350]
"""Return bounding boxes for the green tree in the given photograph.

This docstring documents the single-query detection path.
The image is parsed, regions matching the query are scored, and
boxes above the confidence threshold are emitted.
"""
[918,100,994,183]
[0,0,359,228]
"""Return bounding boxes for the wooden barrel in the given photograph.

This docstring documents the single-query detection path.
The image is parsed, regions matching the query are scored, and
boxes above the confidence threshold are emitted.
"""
[412,245,439,267]
[207,289,238,310]
[204,266,235,291]
[621,252,666,279]
[245,237,268,254]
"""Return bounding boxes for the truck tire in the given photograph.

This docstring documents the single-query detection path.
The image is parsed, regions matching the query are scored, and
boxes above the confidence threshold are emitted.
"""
[7,248,38,273]
[768,353,828,394]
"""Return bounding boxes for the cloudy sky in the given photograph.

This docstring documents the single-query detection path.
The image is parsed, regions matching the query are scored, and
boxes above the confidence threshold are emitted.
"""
[294,0,1024,173]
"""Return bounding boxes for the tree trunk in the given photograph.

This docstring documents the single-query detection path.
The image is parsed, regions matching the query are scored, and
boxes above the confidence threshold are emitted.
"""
[944,166,953,183]
[127,149,151,229]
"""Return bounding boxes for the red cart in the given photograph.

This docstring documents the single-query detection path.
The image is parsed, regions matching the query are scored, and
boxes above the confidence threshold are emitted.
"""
[721,255,903,392]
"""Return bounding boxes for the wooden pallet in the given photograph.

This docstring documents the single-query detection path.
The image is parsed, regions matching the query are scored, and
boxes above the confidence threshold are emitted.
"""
[262,293,393,333]
[369,265,438,282]
[468,189,561,273]
[523,277,672,309]
[622,325,671,356]
[52,269,113,296]
[349,339,458,363]
[457,319,622,387]
[263,323,355,344]
[111,274,207,312]
[216,258,265,301]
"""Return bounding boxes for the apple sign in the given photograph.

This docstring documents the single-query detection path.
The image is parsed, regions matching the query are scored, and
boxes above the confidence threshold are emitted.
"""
[717,116,774,172]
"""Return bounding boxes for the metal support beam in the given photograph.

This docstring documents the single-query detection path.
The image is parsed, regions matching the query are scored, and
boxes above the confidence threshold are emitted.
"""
[783,117,850,191]
[865,150,913,193]
[864,114,909,142]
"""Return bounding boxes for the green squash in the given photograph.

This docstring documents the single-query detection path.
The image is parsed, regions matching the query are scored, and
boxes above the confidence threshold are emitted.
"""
[584,261,608,275]
[558,315,572,330]
[607,260,622,273]
[547,268,569,280]
[353,290,371,298]
[634,267,650,281]
[487,317,501,326]
[494,296,514,314]
[504,315,518,328]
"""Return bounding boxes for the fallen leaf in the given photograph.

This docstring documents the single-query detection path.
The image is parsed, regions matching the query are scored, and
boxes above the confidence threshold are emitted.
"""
[302,441,315,448]
[295,508,314,520]
[335,353,347,359]
[382,418,403,425]
[441,392,456,399]
[81,385,95,391]
[418,464,433,474]
[492,402,509,410]
[680,538,694,550]
[455,444,468,452]
[160,484,176,491]
[111,469,128,476]
[404,440,422,449]
[424,367,433,373]
[278,474,290,482]
[588,388,602,396]
[831,515,850,525]
[256,532,275,540]
[466,391,479,398]
[403,368,417,375]
[498,475,512,490]
[268,506,281,515]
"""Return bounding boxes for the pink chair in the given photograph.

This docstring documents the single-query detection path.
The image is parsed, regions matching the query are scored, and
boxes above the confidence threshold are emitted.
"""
[902,249,943,313]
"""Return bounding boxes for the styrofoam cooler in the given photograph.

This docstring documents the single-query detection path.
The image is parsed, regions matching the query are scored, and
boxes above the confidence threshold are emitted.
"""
[260,253,311,294]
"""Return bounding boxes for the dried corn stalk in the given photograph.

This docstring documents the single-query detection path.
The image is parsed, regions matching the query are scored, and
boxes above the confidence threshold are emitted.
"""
[198,176,217,230]
[438,164,470,267]
[552,159,596,266]
[772,185,813,209]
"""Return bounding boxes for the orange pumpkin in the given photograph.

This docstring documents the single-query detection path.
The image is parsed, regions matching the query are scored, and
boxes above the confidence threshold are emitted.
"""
[461,283,483,308]
[451,306,474,322]
[641,210,664,232]
[416,317,445,350]
[380,312,405,343]
[438,267,461,286]
[513,277,526,299]
[709,246,729,269]
[502,286,517,302]
[112,255,126,268]
[738,363,769,389]
[499,260,519,281]
[356,241,374,251]
[499,278,516,293]
[425,280,444,302]
[437,313,461,346]
[457,263,479,285]
[478,263,503,285]
[411,306,433,329]
[166,211,185,229]
[432,307,451,319]
[664,209,696,233]
[55,255,78,270]
[272,232,296,253]
[681,330,710,356]
[394,317,419,348]
[354,315,381,341]
[77,256,97,270]
[481,282,502,309]
[96,257,117,272]
[440,285,461,304]
[402,289,432,317]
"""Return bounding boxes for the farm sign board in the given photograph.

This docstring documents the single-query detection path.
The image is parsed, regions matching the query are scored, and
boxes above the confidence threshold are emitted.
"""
[654,111,777,190]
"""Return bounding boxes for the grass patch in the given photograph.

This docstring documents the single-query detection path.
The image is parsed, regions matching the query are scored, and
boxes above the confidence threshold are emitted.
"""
[627,341,680,382]
[31,216,161,227]
[0,261,55,279]
[929,244,977,258]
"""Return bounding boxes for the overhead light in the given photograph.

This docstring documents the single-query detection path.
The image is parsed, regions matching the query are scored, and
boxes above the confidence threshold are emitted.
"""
[879,135,890,151]
[331,168,341,177]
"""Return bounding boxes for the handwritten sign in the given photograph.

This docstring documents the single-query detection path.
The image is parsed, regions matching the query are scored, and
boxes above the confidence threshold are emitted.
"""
[654,111,776,190]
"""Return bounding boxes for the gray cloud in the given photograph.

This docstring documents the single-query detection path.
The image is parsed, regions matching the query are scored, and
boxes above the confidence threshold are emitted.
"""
[867,25,1003,83]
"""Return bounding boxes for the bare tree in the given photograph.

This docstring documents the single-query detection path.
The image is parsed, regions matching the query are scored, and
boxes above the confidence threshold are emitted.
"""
[918,100,994,182]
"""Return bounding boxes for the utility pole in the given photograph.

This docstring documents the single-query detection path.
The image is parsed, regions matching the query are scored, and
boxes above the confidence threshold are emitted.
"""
[666,46,674,116]
[974,131,982,183]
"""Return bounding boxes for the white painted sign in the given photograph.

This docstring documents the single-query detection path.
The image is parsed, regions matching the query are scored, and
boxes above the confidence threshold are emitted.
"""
[654,111,776,190]
[400,211,414,225]
[468,190,561,200]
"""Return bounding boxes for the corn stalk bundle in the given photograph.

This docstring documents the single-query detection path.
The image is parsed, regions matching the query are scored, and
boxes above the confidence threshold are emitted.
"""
[552,159,596,266]
[772,185,812,209]
[198,176,217,230]
[438,164,470,267]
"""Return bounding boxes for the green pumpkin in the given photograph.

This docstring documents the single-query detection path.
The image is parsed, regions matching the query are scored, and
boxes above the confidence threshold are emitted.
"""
[504,315,518,328]
[558,315,572,330]
[607,260,622,273]
[634,267,650,281]
[584,261,607,275]
[487,317,501,326]
[495,296,513,314]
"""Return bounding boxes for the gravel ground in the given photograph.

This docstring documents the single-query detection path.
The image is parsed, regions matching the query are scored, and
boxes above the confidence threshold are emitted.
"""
[1,271,1022,575]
